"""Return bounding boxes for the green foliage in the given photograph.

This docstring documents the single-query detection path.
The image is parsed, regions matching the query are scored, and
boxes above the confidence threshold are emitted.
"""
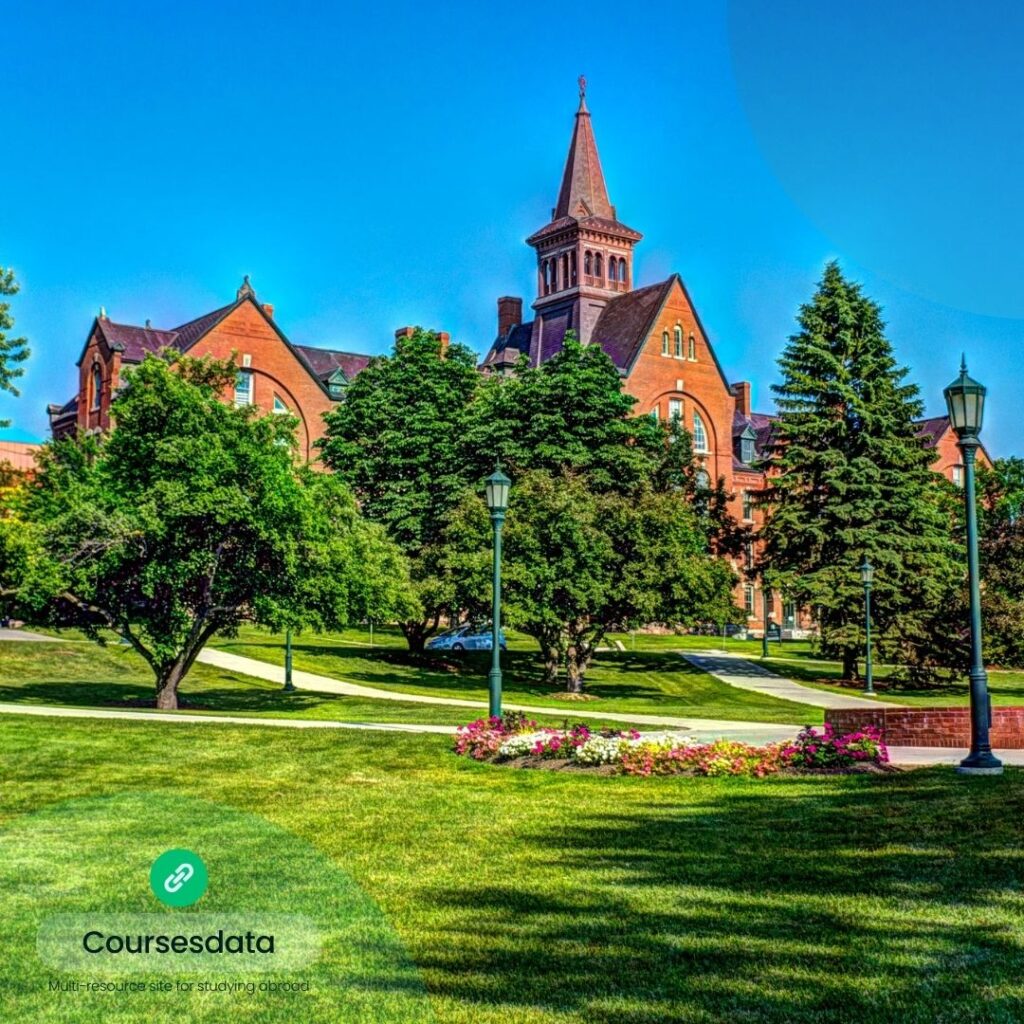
[318,328,480,649]
[467,333,663,492]
[15,353,411,707]
[0,267,30,428]
[760,262,960,678]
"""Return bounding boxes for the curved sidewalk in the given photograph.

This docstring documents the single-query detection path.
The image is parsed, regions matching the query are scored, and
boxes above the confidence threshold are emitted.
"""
[683,652,903,710]
[196,648,802,743]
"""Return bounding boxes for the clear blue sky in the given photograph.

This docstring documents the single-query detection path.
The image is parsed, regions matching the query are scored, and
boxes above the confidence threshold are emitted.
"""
[2,0,1021,454]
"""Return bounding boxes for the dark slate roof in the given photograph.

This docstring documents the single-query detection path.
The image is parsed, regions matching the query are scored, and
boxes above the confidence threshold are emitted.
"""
[91,320,180,364]
[48,395,78,422]
[731,410,778,471]
[527,214,642,245]
[482,321,533,367]
[589,277,677,371]
[915,416,950,449]
[293,344,373,382]
[171,303,237,351]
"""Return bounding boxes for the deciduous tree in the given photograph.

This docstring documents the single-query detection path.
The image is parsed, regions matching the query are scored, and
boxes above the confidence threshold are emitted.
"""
[0,267,30,428]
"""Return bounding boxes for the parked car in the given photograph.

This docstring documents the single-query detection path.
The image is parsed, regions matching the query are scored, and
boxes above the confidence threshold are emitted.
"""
[426,624,507,652]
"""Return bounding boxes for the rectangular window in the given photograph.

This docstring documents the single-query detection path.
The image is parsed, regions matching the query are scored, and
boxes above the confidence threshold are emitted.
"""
[783,602,796,628]
[234,371,254,407]
[744,584,755,617]
[661,331,670,356]
[745,542,755,570]
[952,465,964,487]
[649,405,659,420]
[742,490,753,521]
[668,398,683,422]
[688,334,696,360]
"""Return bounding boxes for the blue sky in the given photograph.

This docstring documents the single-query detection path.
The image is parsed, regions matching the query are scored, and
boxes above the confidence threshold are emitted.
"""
[2,0,1021,454]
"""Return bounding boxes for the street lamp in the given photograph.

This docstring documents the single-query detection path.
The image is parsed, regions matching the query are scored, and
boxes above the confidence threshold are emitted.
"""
[761,586,771,659]
[860,558,874,695]
[944,357,1002,775]
[484,465,511,719]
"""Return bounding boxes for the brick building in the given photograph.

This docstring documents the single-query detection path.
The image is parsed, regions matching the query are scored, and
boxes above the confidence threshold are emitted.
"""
[482,82,983,634]
[47,278,375,462]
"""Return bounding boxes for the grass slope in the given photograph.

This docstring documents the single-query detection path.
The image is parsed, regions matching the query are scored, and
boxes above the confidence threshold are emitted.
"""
[2,716,1023,1023]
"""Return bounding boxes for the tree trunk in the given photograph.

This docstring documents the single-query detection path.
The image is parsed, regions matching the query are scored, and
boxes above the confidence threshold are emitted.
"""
[565,645,584,694]
[155,661,186,710]
[542,646,561,687]
[842,648,859,682]
[401,620,431,654]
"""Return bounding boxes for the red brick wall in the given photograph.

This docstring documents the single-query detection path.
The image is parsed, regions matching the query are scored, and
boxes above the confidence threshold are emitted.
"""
[187,302,334,462]
[826,706,1024,748]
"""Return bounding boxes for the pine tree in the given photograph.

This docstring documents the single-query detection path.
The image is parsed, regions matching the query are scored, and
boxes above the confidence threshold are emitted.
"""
[0,268,30,428]
[760,262,959,679]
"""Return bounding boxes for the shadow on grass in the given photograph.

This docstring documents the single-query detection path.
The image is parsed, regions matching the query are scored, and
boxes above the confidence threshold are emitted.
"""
[419,773,1024,1023]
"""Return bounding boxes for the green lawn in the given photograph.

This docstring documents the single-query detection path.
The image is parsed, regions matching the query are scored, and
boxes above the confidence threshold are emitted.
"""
[0,639,626,730]
[2,714,1024,1022]
[209,626,816,725]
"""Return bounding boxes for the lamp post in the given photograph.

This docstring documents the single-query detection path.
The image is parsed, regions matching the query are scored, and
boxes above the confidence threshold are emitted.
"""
[283,627,295,693]
[944,357,1002,775]
[484,465,511,719]
[761,586,770,659]
[860,558,874,695]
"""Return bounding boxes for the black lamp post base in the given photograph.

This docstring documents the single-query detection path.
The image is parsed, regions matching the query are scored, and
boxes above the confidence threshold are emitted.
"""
[957,750,1003,775]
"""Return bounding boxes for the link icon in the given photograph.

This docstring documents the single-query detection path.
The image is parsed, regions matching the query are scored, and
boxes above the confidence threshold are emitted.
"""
[149,849,208,907]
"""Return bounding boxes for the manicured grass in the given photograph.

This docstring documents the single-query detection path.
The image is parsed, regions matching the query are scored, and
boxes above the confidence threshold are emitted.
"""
[3,715,1024,1022]
[0,640,622,730]
[210,626,816,725]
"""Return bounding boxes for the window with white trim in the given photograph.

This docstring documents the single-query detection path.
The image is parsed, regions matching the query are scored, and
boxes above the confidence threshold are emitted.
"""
[742,490,753,521]
[688,333,696,360]
[662,330,670,356]
[693,412,709,453]
[272,395,289,414]
[234,371,254,406]
[744,584,755,617]
[952,464,964,487]
[674,325,683,358]
[668,398,683,423]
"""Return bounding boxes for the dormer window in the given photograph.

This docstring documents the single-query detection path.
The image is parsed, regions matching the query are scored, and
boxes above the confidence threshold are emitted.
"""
[736,424,757,465]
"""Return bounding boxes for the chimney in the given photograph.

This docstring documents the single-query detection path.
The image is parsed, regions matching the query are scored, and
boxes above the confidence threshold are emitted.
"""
[262,303,275,319]
[437,331,450,356]
[731,381,752,417]
[497,296,523,337]
[395,326,416,341]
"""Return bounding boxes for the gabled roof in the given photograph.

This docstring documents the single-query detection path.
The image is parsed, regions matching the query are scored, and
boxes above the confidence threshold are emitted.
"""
[293,344,373,383]
[171,303,236,350]
[589,278,676,371]
[482,321,533,368]
[78,319,180,366]
[732,410,778,470]
[915,416,951,450]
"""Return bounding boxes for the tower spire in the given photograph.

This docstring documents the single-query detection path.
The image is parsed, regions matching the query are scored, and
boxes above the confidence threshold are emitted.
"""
[554,78,614,221]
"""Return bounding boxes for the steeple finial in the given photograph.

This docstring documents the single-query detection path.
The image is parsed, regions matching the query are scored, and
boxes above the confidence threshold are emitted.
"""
[577,74,587,111]
[237,275,255,301]
[960,352,968,374]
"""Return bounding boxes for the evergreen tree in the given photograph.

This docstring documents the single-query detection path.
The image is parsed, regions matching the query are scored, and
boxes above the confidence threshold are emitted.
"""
[760,262,959,679]
[0,268,30,428]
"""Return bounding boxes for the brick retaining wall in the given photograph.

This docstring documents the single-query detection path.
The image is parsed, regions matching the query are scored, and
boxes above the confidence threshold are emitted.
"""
[826,706,1024,748]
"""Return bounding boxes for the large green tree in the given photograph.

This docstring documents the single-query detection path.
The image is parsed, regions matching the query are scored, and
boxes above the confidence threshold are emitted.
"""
[16,354,411,708]
[0,267,30,428]
[318,328,481,651]
[759,262,959,679]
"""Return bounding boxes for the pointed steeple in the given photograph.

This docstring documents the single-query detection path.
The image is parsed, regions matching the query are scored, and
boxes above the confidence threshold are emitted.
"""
[553,76,615,221]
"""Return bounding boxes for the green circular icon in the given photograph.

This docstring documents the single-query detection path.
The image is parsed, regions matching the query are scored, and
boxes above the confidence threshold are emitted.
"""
[149,848,208,907]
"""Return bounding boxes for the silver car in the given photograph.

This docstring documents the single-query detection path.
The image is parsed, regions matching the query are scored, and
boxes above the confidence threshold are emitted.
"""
[425,624,508,652]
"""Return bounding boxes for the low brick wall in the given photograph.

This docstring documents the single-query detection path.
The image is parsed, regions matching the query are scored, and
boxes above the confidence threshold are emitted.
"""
[826,707,1024,749]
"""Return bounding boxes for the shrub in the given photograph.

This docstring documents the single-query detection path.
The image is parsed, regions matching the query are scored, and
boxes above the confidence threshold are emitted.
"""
[782,724,888,769]
[619,739,788,778]
[453,714,538,760]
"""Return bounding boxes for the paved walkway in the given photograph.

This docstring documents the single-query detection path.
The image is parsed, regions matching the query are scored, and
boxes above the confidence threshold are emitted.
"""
[196,648,803,743]
[0,702,453,734]
[683,652,902,710]
[0,703,1019,767]
[0,627,59,642]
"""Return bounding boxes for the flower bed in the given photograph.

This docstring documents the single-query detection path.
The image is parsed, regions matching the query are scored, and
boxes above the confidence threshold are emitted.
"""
[453,716,889,776]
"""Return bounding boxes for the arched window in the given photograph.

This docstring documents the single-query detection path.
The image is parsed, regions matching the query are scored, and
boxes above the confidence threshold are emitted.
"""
[570,250,577,286]
[618,257,627,284]
[693,411,709,453]
[662,330,670,356]
[584,251,592,275]
[688,332,696,360]
[90,363,102,411]
[544,260,552,294]
[674,326,683,358]
[560,252,569,290]
[695,468,711,490]
[594,253,603,279]
[608,258,618,282]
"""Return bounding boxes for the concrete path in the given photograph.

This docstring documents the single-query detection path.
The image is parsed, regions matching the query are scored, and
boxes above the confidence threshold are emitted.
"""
[196,647,803,743]
[0,702,454,734]
[0,627,59,642]
[683,652,902,710]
